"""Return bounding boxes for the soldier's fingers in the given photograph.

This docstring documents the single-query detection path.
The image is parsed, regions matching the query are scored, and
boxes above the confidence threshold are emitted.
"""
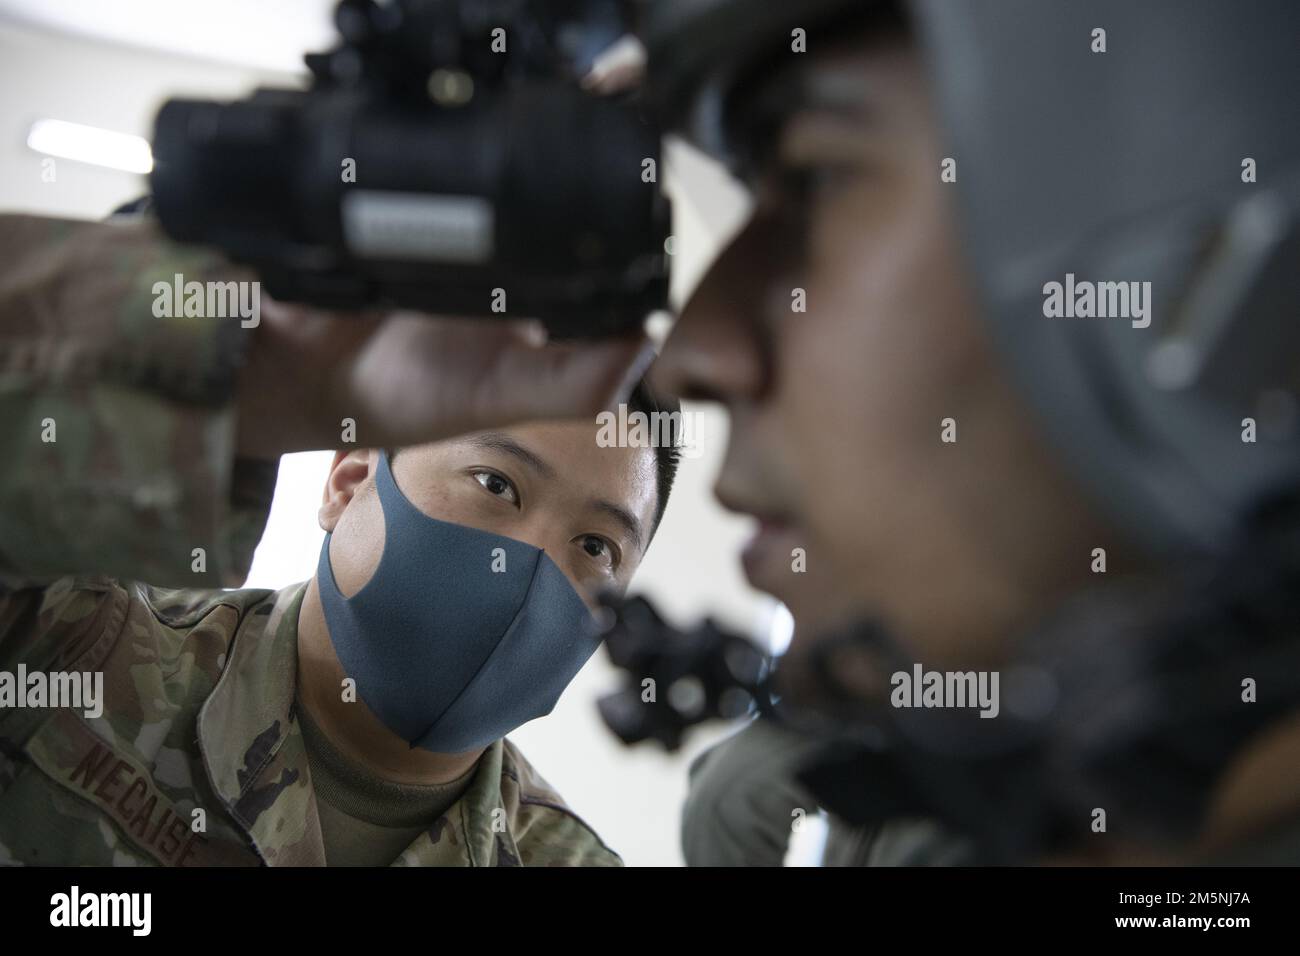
[486,335,657,424]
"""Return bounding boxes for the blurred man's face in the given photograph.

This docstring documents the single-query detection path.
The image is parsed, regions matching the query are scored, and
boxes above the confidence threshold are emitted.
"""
[655,35,1112,667]
[321,422,659,607]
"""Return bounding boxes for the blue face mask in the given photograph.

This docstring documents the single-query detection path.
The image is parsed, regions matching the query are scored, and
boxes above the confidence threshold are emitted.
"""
[315,450,601,753]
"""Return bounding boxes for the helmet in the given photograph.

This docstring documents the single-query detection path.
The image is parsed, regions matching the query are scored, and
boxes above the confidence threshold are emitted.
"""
[641,0,1300,559]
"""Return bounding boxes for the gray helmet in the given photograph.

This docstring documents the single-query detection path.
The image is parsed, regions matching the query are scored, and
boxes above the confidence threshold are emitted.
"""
[642,0,1300,560]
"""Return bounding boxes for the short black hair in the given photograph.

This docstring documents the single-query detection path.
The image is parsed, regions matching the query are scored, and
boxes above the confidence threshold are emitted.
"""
[386,375,682,541]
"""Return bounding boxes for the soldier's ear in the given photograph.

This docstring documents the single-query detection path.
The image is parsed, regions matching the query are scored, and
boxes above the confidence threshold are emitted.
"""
[318,449,378,532]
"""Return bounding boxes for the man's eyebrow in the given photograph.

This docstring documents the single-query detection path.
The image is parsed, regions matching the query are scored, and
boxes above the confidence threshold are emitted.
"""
[740,66,877,173]
[468,433,557,481]
[800,68,878,122]
[746,63,876,130]
[591,498,645,555]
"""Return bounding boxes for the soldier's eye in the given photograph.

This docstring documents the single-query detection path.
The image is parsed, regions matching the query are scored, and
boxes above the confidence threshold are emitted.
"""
[577,534,618,572]
[472,469,520,507]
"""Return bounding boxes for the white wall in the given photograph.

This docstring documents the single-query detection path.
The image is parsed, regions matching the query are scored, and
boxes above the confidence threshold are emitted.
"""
[0,16,303,217]
[0,2,771,866]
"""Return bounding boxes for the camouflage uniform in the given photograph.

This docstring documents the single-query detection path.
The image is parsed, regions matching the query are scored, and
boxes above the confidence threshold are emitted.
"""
[0,214,621,866]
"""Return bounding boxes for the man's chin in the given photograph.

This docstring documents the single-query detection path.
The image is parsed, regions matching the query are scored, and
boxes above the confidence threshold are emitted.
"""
[738,541,864,636]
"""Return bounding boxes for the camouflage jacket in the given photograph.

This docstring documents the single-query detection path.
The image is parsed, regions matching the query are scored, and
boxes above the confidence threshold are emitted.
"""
[0,214,621,866]
[0,576,621,866]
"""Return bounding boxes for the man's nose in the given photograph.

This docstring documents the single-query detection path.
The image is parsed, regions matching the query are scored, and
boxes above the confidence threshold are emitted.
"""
[651,218,776,406]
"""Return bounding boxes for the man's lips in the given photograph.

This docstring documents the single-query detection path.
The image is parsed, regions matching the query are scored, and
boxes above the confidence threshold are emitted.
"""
[739,515,802,595]
[715,491,803,593]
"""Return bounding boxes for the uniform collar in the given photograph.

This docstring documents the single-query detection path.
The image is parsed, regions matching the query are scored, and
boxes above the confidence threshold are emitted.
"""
[196,580,515,866]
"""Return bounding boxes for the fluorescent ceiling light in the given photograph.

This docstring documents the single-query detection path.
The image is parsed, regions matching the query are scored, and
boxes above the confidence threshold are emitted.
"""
[0,0,333,73]
[26,119,154,174]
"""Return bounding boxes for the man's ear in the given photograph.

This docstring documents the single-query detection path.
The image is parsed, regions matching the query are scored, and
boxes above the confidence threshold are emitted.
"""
[319,448,379,532]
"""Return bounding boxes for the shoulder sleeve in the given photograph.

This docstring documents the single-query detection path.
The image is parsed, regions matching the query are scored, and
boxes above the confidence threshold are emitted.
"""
[0,214,276,588]
[512,806,624,867]
[500,738,624,867]
[0,575,127,742]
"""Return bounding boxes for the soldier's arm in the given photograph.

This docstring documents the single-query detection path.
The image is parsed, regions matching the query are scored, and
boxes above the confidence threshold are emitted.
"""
[0,213,276,589]
[0,208,652,587]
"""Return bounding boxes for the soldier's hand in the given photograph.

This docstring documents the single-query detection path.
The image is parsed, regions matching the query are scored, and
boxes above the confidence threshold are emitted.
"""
[234,297,655,458]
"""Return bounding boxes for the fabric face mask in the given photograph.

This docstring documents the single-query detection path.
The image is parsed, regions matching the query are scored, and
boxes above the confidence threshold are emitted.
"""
[315,450,601,753]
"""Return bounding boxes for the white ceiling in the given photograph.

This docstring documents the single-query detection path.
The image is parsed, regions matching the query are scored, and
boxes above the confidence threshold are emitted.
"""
[0,0,336,72]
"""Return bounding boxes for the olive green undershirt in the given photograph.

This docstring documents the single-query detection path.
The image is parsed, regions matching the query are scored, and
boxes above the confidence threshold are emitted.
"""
[295,691,478,866]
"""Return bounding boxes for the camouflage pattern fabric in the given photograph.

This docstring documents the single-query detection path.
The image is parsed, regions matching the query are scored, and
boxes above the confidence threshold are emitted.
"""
[0,576,622,867]
[0,214,267,589]
[0,214,622,866]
